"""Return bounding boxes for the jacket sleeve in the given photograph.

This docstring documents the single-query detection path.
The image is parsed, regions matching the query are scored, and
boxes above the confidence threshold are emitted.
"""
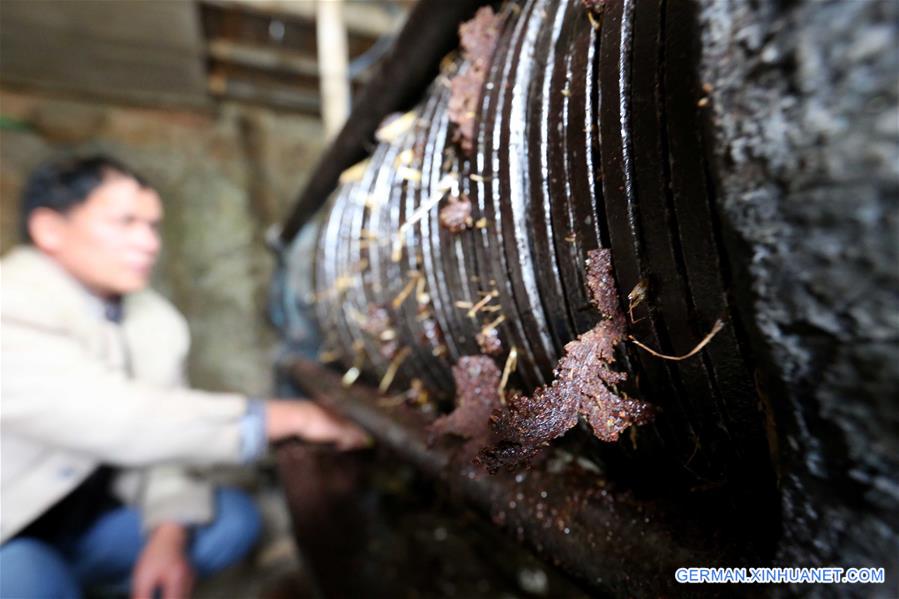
[1,315,249,467]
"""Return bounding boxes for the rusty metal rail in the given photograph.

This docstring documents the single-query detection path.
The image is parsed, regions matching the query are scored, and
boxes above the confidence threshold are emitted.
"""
[285,358,757,597]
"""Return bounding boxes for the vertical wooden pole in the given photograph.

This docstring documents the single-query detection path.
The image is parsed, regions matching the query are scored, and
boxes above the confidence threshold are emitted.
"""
[316,0,350,140]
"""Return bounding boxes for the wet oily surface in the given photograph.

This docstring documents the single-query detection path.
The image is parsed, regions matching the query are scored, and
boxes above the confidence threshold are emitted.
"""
[483,249,654,470]
[428,249,655,470]
[285,359,758,597]
[277,442,592,599]
[308,0,773,541]
[428,355,502,460]
[281,0,899,590]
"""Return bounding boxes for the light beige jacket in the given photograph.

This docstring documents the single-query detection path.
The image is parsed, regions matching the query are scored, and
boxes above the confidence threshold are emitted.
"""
[1,246,251,543]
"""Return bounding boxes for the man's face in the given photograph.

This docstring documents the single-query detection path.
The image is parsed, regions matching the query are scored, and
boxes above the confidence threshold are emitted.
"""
[33,174,163,297]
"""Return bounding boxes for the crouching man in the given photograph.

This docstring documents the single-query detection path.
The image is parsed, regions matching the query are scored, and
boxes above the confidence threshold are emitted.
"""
[0,156,369,599]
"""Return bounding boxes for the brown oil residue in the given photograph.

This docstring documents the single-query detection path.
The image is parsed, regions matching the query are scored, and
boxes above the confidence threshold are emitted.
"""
[428,356,503,455]
[482,249,655,470]
[448,7,504,156]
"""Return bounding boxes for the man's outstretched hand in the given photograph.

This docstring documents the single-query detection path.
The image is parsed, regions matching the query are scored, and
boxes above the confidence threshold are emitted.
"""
[265,400,371,450]
[131,522,193,599]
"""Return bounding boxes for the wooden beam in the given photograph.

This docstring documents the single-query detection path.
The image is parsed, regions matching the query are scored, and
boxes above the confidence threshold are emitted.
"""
[316,0,351,139]
[208,59,321,91]
[208,78,321,115]
[203,0,408,39]
[207,38,320,77]
[199,1,379,61]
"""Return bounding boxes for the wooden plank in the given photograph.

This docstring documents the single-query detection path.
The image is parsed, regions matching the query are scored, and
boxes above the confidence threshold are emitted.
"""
[199,1,379,60]
[207,38,320,77]
[204,0,407,39]
[316,0,350,138]
[209,78,320,115]
[0,0,208,107]
[1,0,202,49]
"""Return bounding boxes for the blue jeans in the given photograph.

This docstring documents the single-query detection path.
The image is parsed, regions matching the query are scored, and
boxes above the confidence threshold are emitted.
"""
[0,487,261,599]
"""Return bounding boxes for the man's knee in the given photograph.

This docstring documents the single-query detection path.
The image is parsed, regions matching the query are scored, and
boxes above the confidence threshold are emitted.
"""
[0,537,81,599]
[191,487,262,576]
[214,487,263,547]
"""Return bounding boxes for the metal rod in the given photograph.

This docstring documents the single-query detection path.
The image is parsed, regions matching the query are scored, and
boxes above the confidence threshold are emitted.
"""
[284,358,754,597]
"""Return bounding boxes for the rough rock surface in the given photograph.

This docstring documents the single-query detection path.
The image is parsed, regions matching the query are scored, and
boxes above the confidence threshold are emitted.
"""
[697,0,899,575]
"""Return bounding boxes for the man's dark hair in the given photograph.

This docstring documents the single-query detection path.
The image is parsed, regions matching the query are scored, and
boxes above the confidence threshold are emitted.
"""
[20,155,149,243]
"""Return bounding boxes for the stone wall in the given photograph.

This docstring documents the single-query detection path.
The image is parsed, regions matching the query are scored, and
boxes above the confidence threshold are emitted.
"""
[0,89,326,396]
[697,0,898,576]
